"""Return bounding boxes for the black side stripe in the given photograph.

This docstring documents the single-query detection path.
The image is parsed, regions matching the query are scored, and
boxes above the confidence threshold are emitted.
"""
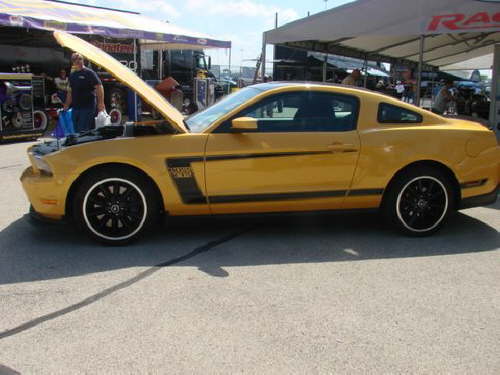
[165,152,331,204]
[205,151,332,162]
[347,188,385,196]
[209,190,348,204]
[166,154,384,205]
[166,157,206,204]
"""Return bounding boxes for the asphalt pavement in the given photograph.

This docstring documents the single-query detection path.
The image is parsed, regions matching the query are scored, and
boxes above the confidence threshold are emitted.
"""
[0,140,499,374]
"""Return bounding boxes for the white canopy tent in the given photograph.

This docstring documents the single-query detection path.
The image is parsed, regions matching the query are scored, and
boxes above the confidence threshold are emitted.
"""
[264,0,499,68]
[262,0,500,136]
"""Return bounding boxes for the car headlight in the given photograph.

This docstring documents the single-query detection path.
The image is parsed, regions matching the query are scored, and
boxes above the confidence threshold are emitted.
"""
[33,155,53,176]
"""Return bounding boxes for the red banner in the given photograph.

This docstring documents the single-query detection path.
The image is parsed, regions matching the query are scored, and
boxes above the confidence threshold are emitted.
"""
[90,41,134,54]
[428,12,500,31]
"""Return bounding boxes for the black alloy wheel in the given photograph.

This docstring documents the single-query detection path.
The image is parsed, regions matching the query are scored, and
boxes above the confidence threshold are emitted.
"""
[83,178,146,241]
[73,167,162,245]
[383,167,455,236]
[396,176,448,233]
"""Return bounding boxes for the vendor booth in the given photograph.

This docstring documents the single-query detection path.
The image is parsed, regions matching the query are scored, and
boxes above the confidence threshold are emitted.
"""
[262,0,500,138]
[0,0,231,140]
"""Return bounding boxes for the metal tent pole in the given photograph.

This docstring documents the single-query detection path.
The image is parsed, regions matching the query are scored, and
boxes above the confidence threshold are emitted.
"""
[135,39,141,77]
[133,39,138,121]
[323,54,327,82]
[261,33,266,81]
[363,56,368,88]
[158,47,163,80]
[416,35,425,107]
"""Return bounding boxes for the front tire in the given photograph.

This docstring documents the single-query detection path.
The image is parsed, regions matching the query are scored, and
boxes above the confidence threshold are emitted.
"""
[383,167,455,236]
[72,167,161,245]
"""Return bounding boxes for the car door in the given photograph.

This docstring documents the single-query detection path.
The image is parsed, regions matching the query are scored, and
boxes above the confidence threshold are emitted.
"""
[204,89,361,214]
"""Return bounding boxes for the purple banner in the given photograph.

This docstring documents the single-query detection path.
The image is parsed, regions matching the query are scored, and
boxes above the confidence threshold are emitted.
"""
[0,13,231,49]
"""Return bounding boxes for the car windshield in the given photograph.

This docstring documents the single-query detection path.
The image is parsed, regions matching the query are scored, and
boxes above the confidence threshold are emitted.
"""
[186,87,262,132]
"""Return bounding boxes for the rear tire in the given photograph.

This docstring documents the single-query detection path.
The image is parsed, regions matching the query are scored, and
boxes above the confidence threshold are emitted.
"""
[382,166,455,236]
[72,166,162,245]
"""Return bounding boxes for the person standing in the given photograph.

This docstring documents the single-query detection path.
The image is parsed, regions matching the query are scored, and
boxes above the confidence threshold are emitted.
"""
[54,68,69,103]
[395,80,405,100]
[405,80,416,104]
[432,80,455,115]
[64,53,105,133]
[341,69,361,86]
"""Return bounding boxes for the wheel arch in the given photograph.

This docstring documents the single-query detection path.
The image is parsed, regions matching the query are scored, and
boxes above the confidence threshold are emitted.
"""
[382,160,461,208]
[65,162,165,219]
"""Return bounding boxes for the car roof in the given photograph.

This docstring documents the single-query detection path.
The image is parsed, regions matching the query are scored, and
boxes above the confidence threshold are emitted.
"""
[254,81,380,92]
[252,81,394,99]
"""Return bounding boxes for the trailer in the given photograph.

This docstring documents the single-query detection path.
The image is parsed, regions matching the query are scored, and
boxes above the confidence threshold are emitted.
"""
[0,73,48,142]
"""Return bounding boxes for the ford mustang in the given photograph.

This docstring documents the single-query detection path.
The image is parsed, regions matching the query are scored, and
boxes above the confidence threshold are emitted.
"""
[21,31,499,244]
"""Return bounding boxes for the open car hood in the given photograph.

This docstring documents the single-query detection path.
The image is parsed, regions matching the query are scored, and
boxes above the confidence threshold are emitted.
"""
[53,31,187,134]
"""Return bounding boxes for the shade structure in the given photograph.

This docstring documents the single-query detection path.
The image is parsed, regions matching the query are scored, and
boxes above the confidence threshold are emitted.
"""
[0,0,231,49]
[441,54,494,70]
[264,0,500,69]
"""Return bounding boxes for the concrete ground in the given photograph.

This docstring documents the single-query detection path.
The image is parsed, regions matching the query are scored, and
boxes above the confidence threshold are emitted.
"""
[0,140,498,374]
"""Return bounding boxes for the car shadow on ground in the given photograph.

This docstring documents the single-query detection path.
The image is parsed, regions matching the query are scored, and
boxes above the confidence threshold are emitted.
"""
[0,200,498,284]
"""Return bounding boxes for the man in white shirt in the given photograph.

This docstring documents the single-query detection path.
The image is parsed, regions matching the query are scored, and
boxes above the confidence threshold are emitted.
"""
[395,81,405,100]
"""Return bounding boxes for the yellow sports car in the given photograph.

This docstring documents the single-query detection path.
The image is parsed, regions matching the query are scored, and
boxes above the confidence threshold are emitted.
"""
[21,32,499,244]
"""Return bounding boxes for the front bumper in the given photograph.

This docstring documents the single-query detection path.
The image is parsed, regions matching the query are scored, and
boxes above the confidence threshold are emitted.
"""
[460,184,499,210]
[20,167,68,221]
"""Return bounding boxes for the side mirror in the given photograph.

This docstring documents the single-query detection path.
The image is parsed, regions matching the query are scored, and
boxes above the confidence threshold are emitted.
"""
[208,56,212,70]
[231,117,257,132]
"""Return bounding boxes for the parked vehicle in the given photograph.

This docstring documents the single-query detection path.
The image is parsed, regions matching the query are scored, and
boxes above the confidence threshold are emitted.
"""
[22,31,499,244]
[468,93,490,119]
[141,48,220,113]
[455,82,490,120]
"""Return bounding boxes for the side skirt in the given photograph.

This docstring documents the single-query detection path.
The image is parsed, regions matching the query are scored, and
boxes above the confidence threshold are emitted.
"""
[165,207,380,221]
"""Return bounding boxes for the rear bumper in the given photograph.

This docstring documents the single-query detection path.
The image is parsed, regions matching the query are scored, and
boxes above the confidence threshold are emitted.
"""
[460,184,498,210]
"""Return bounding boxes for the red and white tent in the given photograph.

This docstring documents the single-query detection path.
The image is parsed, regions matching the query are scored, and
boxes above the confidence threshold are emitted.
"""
[264,0,499,68]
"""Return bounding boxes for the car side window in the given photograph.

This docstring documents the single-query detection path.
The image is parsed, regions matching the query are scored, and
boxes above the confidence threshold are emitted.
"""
[214,91,359,133]
[378,103,422,123]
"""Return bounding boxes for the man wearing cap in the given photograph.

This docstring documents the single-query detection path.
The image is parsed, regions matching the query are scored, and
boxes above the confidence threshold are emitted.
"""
[64,53,105,133]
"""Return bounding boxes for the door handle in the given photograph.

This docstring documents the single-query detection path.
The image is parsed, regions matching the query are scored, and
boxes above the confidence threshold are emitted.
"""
[327,143,358,153]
